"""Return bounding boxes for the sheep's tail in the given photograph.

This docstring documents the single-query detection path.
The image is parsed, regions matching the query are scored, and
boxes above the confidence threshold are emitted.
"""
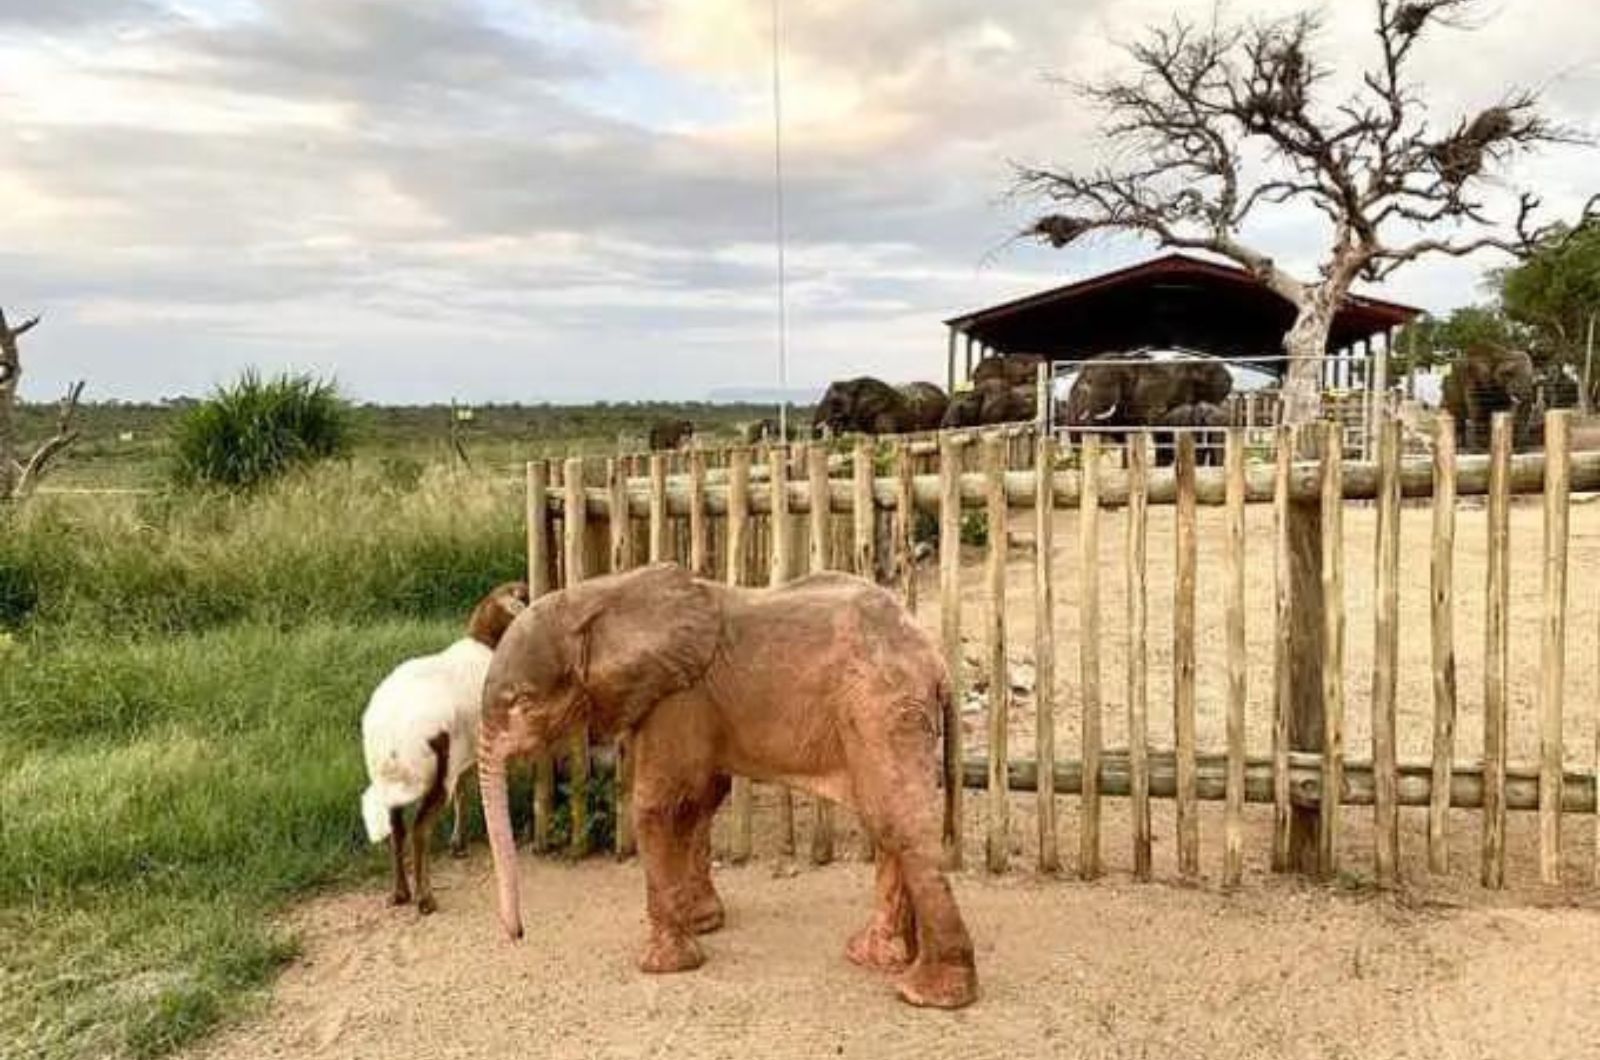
[361,785,392,844]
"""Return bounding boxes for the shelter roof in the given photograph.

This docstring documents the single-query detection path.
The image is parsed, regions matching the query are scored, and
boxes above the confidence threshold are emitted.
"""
[945,253,1421,373]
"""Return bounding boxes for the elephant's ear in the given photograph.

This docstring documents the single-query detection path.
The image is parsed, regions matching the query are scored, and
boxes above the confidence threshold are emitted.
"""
[568,565,722,737]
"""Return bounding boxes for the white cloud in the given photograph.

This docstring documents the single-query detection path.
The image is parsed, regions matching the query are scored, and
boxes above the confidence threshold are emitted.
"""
[0,0,1594,403]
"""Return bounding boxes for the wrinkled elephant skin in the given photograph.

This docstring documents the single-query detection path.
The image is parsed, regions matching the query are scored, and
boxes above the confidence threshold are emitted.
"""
[477,565,979,1009]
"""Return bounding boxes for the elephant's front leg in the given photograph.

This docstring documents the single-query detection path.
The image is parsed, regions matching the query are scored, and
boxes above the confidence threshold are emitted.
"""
[684,775,730,935]
[845,850,915,973]
[635,800,708,973]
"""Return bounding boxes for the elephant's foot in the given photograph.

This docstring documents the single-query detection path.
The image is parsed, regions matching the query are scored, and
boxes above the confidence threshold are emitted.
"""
[685,891,725,935]
[388,886,412,907]
[638,928,705,974]
[895,956,978,1010]
[417,893,438,916]
[845,923,911,973]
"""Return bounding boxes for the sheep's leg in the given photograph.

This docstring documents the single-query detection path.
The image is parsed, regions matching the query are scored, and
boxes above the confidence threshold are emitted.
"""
[448,768,474,858]
[411,733,451,915]
[388,808,411,906]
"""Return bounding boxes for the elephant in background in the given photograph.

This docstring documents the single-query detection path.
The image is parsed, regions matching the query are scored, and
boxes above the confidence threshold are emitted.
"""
[1062,354,1233,462]
[941,379,1037,428]
[477,564,979,1008]
[1157,401,1231,467]
[1441,344,1537,451]
[740,418,801,445]
[813,377,949,436]
[971,352,1046,389]
[648,419,695,451]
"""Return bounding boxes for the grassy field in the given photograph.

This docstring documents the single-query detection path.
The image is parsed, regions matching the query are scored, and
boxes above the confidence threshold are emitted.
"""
[0,463,564,1059]
[14,400,794,490]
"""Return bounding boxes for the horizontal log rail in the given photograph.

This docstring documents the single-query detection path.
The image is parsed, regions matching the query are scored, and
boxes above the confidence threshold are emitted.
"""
[515,749,1595,814]
[959,750,1599,813]
[545,449,1600,519]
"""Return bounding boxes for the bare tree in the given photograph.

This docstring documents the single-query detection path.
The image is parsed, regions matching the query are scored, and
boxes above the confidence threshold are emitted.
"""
[1,309,85,501]
[1015,0,1593,875]
[1016,0,1594,423]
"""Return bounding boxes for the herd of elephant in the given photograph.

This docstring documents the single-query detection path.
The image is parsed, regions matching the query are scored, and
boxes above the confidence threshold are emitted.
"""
[648,353,1242,454]
[644,343,1553,456]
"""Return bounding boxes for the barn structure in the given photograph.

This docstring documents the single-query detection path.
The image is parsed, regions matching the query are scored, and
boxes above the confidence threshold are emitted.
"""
[942,252,1421,401]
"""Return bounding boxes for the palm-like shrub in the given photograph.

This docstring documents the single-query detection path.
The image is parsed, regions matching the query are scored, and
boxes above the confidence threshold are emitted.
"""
[172,371,352,489]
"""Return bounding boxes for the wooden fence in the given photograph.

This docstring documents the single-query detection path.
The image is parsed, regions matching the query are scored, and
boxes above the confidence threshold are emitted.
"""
[524,409,1600,890]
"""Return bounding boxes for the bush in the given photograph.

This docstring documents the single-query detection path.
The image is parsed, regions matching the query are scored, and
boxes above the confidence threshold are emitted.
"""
[171,371,352,489]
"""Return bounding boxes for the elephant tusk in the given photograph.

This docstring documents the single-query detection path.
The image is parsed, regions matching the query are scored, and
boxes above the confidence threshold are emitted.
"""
[1092,403,1119,422]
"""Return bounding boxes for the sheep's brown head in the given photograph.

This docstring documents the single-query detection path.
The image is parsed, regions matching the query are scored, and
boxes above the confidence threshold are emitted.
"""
[466,581,531,648]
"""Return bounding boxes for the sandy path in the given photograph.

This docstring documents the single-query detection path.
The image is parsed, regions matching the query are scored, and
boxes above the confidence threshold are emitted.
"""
[191,852,1600,1060]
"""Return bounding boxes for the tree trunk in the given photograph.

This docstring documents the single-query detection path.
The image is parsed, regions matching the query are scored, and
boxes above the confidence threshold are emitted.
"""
[1280,295,1336,874]
[0,317,19,501]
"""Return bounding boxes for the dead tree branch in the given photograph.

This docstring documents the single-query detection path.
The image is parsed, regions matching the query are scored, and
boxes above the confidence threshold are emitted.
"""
[1,312,87,501]
[1013,0,1591,313]
[13,381,85,498]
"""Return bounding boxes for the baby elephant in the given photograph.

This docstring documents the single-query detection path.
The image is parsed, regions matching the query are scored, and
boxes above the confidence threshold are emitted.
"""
[361,581,530,914]
[478,564,979,1008]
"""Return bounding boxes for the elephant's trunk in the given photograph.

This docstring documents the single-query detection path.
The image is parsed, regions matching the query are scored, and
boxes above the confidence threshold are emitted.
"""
[477,747,523,941]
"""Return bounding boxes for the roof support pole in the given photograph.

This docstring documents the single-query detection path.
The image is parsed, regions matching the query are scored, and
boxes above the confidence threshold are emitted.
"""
[964,334,975,384]
[947,327,960,394]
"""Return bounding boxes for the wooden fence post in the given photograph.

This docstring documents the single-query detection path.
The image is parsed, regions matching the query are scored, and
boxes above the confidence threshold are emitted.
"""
[1127,432,1152,881]
[1540,410,1571,885]
[939,435,965,868]
[769,445,796,857]
[607,459,636,859]
[1223,428,1247,889]
[983,434,1010,874]
[563,458,591,859]
[896,439,917,612]
[1174,433,1199,879]
[1036,430,1059,874]
[726,449,754,864]
[527,461,556,854]
[1429,415,1458,874]
[1272,426,1294,872]
[1319,422,1346,878]
[1372,419,1401,887]
[808,444,836,865]
[689,447,708,577]
[1482,413,1511,889]
[1079,435,1103,880]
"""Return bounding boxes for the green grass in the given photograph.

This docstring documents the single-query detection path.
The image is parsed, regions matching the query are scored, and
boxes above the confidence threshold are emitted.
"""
[1,621,467,1058]
[0,461,585,1058]
[0,462,525,635]
[15,400,800,490]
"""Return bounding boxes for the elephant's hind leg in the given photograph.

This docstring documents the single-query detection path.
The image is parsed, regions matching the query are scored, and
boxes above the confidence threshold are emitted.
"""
[848,744,978,1008]
[845,850,914,973]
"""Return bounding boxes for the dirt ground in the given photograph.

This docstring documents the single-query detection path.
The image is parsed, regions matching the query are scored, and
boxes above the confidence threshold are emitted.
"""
[189,497,1600,1060]
[190,850,1600,1060]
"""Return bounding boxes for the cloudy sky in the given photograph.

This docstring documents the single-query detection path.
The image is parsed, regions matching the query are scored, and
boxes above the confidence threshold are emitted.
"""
[2,0,1595,404]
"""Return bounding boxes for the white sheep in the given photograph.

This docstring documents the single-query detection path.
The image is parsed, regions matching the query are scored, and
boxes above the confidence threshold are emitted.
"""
[360,580,530,914]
